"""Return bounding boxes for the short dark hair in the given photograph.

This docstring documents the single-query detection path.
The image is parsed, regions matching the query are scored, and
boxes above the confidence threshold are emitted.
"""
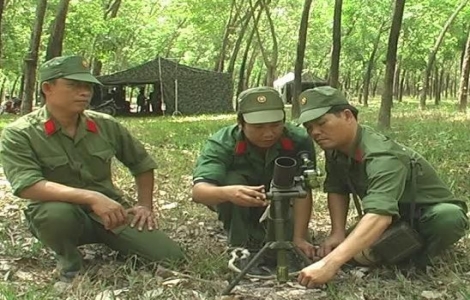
[327,104,359,119]
[39,79,57,99]
[237,113,244,125]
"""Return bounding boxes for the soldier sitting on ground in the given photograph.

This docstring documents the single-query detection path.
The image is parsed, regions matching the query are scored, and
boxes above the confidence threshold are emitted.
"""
[191,87,317,277]
[295,86,469,288]
[0,55,185,283]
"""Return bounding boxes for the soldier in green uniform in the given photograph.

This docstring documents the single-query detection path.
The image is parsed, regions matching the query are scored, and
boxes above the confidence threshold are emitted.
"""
[191,87,317,275]
[0,56,184,282]
[295,86,469,288]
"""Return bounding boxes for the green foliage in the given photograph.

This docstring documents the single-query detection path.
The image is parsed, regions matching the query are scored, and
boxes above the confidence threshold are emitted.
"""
[1,0,470,101]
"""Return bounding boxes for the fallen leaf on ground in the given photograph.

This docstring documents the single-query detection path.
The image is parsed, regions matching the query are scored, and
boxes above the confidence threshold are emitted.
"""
[350,269,366,279]
[421,290,443,299]
[14,270,34,281]
[0,260,13,271]
[215,296,243,300]
[53,281,71,294]
[143,288,164,298]
[161,202,178,210]
[162,278,185,286]
[95,290,124,300]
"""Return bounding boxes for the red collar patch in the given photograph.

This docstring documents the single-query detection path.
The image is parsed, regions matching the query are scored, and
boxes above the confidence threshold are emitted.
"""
[235,141,247,155]
[280,137,294,151]
[235,138,294,155]
[44,119,57,136]
[354,148,363,162]
[44,118,98,135]
[86,119,98,133]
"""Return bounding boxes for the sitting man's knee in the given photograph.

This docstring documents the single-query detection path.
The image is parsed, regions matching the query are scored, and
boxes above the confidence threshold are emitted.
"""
[26,202,83,231]
[434,203,468,229]
[425,203,468,233]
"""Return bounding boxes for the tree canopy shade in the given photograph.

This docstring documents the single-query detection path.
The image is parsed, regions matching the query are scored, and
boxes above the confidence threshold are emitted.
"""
[97,57,234,115]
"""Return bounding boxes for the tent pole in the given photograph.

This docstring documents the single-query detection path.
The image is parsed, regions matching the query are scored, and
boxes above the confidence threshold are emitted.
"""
[172,58,182,116]
[158,57,166,116]
[174,79,179,115]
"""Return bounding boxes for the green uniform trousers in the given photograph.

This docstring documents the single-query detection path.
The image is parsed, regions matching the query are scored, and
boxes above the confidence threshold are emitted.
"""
[412,202,468,265]
[215,172,294,249]
[24,202,185,273]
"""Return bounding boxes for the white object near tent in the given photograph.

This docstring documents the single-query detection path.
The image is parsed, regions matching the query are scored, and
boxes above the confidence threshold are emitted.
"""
[273,72,295,90]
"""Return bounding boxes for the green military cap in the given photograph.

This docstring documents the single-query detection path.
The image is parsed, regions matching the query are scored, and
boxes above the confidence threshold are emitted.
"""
[237,87,284,124]
[298,86,349,124]
[39,55,102,85]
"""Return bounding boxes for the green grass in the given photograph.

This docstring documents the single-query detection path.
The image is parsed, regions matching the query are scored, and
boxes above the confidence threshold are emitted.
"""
[0,97,469,299]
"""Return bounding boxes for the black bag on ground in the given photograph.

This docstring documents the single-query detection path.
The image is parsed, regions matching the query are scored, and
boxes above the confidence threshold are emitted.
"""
[370,221,423,264]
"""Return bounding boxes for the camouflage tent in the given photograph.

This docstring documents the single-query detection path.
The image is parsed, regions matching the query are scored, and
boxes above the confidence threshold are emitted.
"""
[96,57,234,115]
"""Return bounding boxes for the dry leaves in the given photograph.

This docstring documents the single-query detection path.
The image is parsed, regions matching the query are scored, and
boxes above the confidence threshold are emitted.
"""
[421,290,445,299]
[228,280,328,300]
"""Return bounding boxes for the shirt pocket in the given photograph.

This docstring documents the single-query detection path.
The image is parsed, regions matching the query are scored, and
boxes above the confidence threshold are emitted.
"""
[231,159,262,185]
[88,149,115,181]
[40,155,72,184]
[351,164,368,198]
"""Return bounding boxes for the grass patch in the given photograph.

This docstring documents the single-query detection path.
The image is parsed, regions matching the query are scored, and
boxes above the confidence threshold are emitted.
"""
[0,98,469,299]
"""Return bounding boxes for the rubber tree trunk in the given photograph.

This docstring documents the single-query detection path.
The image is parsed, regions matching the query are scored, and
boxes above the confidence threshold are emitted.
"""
[419,0,468,109]
[362,21,386,107]
[227,1,260,75]
[214,0,239,72]
[252,0,277,87]
[292,0,313,119]
[378,0,406,130]
[458,27,470,112]
[0,0,6,68]
[398,69,406,102]
[45,0,70,61]
[22,0,48,114]
[236,7,262,105]
[329,0,342,88]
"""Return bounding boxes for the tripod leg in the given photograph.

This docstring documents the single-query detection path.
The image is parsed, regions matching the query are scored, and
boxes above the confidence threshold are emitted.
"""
[293,246,313,267]
[222,243,271,295]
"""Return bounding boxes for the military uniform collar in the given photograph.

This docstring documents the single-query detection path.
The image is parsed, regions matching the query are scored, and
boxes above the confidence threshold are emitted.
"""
[40,106,98,137]
[234,126,294,156]
[348,124,364,162]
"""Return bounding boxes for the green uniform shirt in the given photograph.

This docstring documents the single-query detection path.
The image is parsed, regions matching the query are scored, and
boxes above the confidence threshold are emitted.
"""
[193,123,315,187]
[0,106,157,201]
[324,125,467,217]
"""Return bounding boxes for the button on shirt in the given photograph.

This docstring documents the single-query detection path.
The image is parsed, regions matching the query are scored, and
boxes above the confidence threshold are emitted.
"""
[0,106,157,202]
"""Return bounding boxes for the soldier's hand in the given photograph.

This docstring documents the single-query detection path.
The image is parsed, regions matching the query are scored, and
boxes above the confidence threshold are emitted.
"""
[126,205,156,231]
[223,185,267,207]
[298,259,338,288]
[294,238,318,259]
[88,191,127,230]
[317,233,345,257]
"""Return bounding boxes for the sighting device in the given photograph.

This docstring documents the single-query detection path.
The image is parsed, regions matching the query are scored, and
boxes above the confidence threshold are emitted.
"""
[222,152,322,295]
